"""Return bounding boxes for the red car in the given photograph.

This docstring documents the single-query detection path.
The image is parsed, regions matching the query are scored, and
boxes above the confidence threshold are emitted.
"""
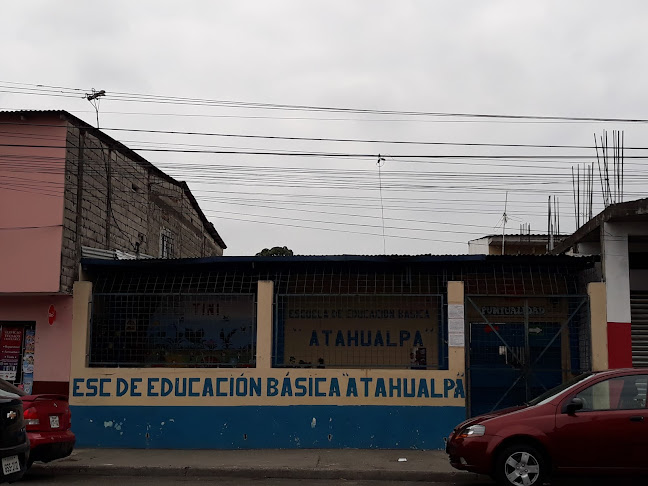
[0,379,75,467]
[446,368,648,485]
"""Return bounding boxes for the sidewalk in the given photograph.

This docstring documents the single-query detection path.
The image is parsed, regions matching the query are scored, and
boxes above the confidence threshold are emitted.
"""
[30,448,481,482]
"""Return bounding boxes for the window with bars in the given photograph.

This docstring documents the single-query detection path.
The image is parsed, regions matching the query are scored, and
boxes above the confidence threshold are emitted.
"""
[90,294,256,368]
[160,228,174,259]
[274,294,445,369]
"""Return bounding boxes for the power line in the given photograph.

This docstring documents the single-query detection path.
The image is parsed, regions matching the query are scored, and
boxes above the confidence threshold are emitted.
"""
[2,80,648,123]
[209,214,469,244]
[5,142,648,161]
[6,122,648,152]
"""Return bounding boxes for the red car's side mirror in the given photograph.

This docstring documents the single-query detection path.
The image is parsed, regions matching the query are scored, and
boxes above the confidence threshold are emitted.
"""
[563,397,584,414]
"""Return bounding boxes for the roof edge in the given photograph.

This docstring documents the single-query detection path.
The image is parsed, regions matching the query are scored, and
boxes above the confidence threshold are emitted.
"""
[80,253,598,269]
[552,197,648,254]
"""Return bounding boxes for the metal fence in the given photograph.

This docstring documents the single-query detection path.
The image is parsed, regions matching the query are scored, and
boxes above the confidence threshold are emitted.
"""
[85,259,596,371]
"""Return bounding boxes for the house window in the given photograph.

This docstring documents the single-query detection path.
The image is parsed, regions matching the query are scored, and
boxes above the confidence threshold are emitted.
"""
[160,229,174,259]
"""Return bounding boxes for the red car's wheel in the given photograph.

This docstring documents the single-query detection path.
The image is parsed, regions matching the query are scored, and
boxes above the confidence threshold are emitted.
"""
[495,444,547,486]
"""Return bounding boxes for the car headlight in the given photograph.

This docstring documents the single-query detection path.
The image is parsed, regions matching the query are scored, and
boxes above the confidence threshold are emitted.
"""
[458,424,485,438]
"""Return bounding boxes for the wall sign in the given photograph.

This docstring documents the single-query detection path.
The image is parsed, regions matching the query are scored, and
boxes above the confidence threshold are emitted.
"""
[282,295,439,368]
[71,372,465,402]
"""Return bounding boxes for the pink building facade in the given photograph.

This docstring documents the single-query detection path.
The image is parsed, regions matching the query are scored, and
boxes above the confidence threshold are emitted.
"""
[0,110,226,395]
[0,116,68,393]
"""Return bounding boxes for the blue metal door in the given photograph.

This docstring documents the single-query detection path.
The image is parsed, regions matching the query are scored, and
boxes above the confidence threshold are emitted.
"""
[466,296,589,417]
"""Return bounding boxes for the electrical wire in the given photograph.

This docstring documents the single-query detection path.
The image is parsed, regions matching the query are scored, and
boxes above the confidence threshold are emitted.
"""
[2,81,648,123]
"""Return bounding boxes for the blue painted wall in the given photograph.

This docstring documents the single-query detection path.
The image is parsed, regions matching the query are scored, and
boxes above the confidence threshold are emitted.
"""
[71,405,465,450]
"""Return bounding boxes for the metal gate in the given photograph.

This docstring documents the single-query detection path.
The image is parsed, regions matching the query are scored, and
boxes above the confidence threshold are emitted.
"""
[631,291,648,367]
[465,295,590,417]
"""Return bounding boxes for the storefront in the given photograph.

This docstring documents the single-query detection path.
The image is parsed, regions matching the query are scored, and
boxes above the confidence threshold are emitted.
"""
[0,295,72,395]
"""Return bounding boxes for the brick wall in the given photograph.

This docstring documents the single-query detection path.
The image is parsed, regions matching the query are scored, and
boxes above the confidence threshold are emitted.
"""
[60,123,223,292]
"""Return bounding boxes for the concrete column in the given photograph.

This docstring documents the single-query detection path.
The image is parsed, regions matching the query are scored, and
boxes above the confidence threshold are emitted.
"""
[71,281,92,376]
[602,222,632,368]
[447,281,466,373]
[588,282,608,371]
[256,280,274,369]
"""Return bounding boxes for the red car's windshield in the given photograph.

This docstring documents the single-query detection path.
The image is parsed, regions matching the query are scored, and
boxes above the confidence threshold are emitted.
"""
[525,372,592,406]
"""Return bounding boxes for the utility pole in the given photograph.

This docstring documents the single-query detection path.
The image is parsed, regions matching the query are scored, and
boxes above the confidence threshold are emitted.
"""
[377,155,386,254]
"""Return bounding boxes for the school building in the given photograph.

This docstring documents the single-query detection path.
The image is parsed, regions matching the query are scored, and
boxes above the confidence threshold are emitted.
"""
[69,254,604,449]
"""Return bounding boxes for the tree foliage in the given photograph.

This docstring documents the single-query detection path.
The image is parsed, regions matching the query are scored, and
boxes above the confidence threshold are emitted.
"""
[255,246,294,257]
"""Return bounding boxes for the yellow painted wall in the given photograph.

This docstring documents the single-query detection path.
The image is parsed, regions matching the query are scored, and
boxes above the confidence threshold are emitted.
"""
[588,282,608,371]
[447,281,465,371]
[256,280,273,369]
[70,281,466,408]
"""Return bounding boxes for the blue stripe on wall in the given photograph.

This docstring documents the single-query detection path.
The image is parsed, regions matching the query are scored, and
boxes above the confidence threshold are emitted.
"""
[71,405,465,450]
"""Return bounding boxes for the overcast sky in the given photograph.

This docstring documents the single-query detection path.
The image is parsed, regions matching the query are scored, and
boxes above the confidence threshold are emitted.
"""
[2,1,647,256]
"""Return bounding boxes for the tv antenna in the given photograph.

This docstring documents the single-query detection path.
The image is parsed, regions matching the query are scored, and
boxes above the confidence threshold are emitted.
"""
[501,192,508,255]
[547,195,560,251]
[85,89,106,128]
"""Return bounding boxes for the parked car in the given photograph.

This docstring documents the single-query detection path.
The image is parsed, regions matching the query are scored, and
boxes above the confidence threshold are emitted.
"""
[446,368,648,485]
[0,379,74,467]
[0,391,29,482]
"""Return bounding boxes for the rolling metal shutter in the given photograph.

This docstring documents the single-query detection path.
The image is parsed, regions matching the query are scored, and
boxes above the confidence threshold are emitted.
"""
[631,291,648,367]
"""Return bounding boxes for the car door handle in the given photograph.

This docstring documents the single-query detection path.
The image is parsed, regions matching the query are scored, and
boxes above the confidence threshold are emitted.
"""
[630,416,644,422]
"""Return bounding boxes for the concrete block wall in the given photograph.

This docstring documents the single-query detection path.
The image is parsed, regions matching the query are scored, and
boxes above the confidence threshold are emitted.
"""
[60,123,223,292]
[147,176,222,259]
[147,178,186,258]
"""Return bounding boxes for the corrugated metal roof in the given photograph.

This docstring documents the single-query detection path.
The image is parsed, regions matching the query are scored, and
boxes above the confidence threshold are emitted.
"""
[81,246,154,260]
[81,253,598,269]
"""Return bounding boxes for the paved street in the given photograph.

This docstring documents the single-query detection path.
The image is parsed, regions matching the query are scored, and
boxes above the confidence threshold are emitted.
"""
[23,448,648,486]
[20,470,640,486]
[22,472,490,486]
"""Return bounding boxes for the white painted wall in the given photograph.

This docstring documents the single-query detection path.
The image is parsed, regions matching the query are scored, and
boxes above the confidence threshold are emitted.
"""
[468,238,491,255]
[602,222,631,323]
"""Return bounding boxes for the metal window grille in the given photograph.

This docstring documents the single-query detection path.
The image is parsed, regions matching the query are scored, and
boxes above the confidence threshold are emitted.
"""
[274,293,444,369]
[90,293,256,368]
[86,260,595,371]
[160,229,174,259]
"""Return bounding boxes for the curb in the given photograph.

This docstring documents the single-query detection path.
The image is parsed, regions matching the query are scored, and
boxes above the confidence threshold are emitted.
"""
[30,464,479,482]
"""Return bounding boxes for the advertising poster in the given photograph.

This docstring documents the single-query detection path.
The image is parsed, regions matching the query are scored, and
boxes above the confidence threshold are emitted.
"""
[22,373,33,394]
[22,329,35,374]
[0,327,25,381]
